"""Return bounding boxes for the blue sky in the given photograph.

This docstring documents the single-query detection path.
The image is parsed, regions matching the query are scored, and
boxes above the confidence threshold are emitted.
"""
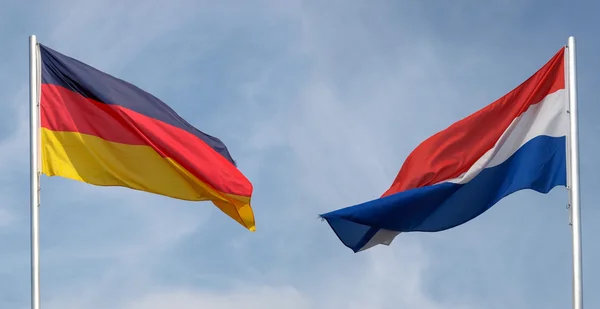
[1,0,599,308]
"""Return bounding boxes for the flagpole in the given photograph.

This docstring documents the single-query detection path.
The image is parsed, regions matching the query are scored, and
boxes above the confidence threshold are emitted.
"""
[567,36,583,309]
[29,34,41,309]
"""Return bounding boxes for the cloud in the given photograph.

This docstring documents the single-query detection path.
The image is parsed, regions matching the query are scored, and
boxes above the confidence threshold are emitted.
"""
[119,287,311,309]
[0,208,14,228]
[40,240,475,309]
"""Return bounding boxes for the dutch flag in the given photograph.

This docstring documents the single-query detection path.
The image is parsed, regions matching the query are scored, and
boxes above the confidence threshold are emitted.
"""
[321,46,572,253]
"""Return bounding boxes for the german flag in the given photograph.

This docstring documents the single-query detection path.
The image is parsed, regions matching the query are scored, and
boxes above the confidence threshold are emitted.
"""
[39,44,255,231]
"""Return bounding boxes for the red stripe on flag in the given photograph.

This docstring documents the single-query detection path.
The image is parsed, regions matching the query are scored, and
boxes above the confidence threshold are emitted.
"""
[382,47,565,197]
[41,83,252,197]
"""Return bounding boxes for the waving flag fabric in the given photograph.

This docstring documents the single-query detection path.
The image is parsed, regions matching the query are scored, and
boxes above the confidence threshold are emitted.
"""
[39,44,255,231]
[321,47,568,252]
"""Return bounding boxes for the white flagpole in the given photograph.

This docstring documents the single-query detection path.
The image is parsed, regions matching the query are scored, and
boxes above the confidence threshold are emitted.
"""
[29,34,41,309]
[567,36,583,309]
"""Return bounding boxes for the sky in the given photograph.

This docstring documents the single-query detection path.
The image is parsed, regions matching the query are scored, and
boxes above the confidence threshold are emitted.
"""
[1,0,599,308]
